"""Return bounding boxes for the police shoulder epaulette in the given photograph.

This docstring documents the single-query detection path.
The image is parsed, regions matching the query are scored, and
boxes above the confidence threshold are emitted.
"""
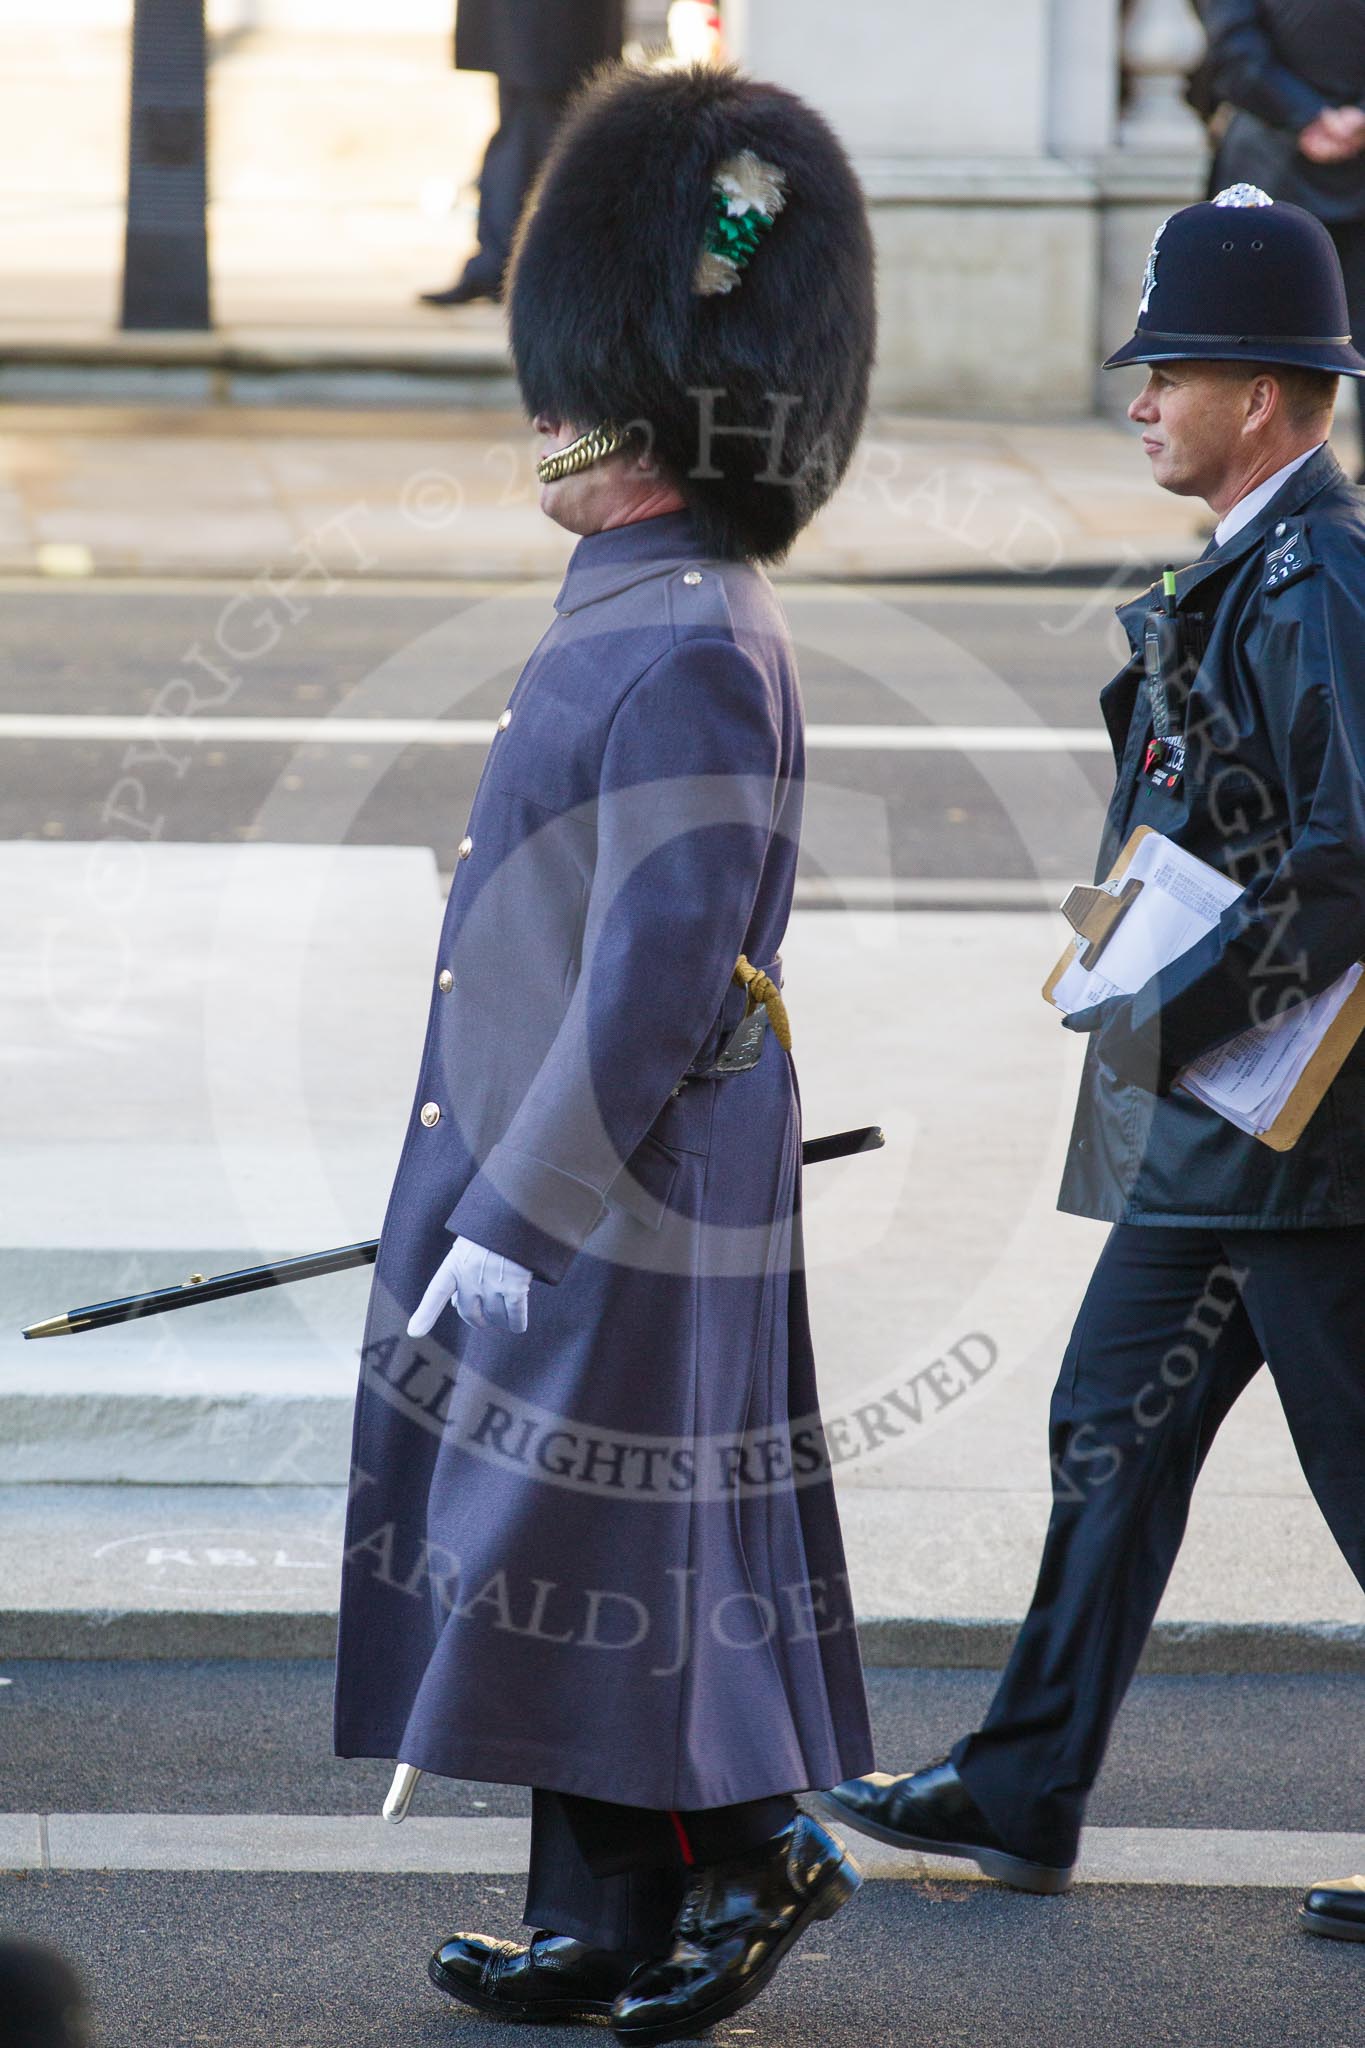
[1263,519,1314,594]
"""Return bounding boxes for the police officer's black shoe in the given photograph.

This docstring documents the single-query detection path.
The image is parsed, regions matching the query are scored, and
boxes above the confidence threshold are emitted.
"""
[1300,1875,1365,1941]
[814,1759,1074,1895]
[428,1929,635,2019]
[609,1813,861,2043]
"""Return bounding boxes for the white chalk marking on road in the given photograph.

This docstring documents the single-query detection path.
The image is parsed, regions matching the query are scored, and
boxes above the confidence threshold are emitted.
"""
[0,576,1126,603]
[429,874,1071,908]
[814,725,1107,752]
[4,1817,1362,1885]
[792,878,1063,909]
[0,713,1111,752]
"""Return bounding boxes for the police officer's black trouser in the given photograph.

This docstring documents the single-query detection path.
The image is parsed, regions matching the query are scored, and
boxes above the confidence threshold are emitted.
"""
[523,1788,799,1956]
[952,1222,1365,1868]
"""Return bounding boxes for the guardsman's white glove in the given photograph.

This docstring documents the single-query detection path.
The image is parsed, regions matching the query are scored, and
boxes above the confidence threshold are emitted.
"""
[407,1236,532,1338]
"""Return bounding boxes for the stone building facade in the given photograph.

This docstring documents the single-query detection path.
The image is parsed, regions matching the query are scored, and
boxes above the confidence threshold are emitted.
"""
[729,0,1209,414]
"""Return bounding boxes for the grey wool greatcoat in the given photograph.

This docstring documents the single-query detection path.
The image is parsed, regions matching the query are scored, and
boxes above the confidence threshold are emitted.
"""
[333,509,874,1810]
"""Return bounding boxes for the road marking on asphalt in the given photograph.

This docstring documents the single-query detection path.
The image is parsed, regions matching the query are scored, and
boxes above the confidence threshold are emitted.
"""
[792,878,1064,909]
[0,576,1128,603]
[0,713,1111,752]
[2,1817,1361,1885]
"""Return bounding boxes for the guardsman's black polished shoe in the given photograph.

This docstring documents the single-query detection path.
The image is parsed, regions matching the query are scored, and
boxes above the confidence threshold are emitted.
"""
[815,1759,1074,1895]
[428,1929,635,2019]
[609,1813,862,2044]
[1300,1874,1365,1942]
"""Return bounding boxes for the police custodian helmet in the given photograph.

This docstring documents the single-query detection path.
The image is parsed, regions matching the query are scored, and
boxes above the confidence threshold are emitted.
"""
[1106,183,1365,379]
[507,60,877,564]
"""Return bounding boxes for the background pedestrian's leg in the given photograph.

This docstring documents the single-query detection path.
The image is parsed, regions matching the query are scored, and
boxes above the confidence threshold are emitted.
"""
[472,82,569,292]
[1328,222,1365,478]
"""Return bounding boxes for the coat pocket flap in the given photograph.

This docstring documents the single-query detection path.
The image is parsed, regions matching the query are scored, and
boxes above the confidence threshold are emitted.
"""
[603,1133,681,1230]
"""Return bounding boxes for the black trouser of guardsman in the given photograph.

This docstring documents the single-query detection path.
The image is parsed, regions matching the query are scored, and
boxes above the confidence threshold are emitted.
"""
[951,1222,1365,1868]
[524,1789,799,1957]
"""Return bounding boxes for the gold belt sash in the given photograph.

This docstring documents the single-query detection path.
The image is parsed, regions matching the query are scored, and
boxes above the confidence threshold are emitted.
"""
[733,954,792,1051]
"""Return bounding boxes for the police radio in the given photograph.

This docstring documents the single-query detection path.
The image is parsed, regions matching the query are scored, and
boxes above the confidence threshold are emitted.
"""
[1141,566,1204,797]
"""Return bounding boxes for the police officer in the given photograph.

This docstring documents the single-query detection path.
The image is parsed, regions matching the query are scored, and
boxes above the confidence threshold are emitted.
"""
[337,60,879,2041]
[817,188,1365,1929]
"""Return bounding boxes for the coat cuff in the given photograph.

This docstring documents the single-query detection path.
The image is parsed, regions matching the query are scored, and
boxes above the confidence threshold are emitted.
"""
[445,1145,607,1285]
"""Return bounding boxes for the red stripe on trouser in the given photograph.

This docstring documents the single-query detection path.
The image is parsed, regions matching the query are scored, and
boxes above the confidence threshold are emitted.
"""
[667,1810,695,1865]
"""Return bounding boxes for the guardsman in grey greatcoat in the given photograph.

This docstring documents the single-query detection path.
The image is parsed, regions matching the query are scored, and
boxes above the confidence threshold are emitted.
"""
[336,60,879,2039]
[820,188,1365,1937]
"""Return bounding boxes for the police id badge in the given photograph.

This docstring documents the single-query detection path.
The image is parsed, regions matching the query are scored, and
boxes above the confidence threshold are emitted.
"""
[1143,732,1186,792]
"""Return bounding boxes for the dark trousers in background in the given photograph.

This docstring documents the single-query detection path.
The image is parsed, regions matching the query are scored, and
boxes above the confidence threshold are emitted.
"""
[951,1222,1365,1867]
[463,80,569,291]
[524,1789,799,1956]
[1329,220,1365,466]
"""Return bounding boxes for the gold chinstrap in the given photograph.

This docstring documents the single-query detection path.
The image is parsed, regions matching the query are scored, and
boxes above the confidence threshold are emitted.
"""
[535,422,630,485]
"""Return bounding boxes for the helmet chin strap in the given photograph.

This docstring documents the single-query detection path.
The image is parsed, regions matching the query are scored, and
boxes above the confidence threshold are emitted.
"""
[536,421,629,485]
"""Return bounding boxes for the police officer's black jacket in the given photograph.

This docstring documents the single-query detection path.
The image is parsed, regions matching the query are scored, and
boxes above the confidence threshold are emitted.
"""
[1205,0,1365,222]
[1060,444,1365,1228]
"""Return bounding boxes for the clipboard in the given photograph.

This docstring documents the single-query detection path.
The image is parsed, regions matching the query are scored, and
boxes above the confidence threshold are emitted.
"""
[1043,825,1365,1152]
[1042,826,1156,1008]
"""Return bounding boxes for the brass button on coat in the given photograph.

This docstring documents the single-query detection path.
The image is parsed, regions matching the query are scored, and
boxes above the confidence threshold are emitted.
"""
[437,969,453,992]
[419,1101,441,1127]
[497,708,512,731]
[457,835,473,860]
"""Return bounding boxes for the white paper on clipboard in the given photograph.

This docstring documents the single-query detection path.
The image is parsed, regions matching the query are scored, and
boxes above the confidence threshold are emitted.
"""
[1047,831,1363,1138]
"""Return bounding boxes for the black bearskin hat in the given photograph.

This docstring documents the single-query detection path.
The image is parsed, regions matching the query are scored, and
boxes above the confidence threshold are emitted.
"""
[507,62,877,565]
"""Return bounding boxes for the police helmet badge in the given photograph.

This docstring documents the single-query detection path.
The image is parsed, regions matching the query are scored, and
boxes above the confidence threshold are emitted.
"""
[1138,214,1169,317]
[1212,183,1274,210]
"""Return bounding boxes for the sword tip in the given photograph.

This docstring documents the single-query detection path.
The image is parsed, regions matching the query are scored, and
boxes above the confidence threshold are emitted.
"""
[22,1313,74,1339]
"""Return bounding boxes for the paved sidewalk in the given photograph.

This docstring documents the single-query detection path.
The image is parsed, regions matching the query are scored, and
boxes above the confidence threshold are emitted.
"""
[0,401,1244,584]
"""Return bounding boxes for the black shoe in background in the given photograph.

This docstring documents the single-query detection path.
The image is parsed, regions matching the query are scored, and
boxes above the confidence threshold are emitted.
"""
[428,1929,636,2020]
[610,1813,861,2044]
[1300,1874,1365,1941]
[815,1758,1074,1895]
[417,270,503,307]
[0,1938,89,2048]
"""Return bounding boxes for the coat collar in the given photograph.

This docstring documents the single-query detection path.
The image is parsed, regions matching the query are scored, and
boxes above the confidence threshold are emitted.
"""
[1100,442,1347,753]
[1118,441,1346,626]
[554,509,704,615]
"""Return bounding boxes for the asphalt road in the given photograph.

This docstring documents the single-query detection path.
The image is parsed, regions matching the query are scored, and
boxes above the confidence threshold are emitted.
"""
[1,1662,1362,1833]
[3,1871,1358,2048]
[2,1663,1362,2048]
[0,581,1122,883]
